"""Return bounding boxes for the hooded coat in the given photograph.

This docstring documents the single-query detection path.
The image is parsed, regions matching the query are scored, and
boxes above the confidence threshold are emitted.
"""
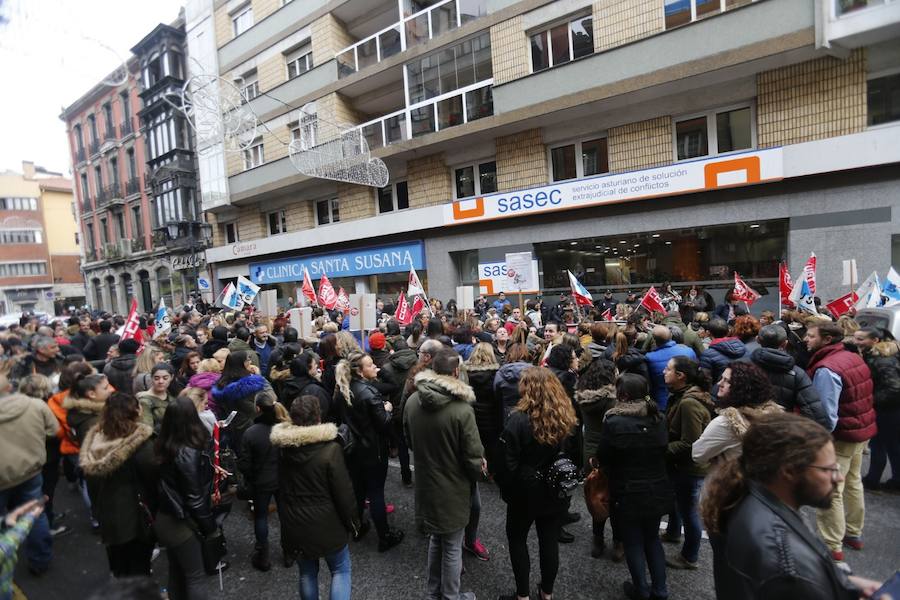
[237,415,279,494]
[271,422,359,559]
[282,372,332,418]
[691,401,783,467]
[700,338,747,384]
[749,347,828,428]
[403,371,484,534]
[665,385,715,477]
[576,384,617,461]
[378,347,418,411]
[80,423,158,546]
[493,361,531,423]
[0,393,58,491]
[863,341,900,411]
[646,341,697,410]
[103,353,137,394]
[64,395,105,448]
[210,374,273,447]
[466,364,502,453]
[603,344,651,381]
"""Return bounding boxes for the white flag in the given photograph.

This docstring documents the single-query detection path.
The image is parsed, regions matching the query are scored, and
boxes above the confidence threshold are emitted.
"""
[236,275,261,305]
[220,282,243,311]
[883,267,900,307]
[408,267,425,298]
[854,271,882,309]
[788,271,818,314]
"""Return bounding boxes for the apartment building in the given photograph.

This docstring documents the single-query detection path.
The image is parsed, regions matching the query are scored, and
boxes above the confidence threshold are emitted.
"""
[201,0,900,309]
[61,15,210,315]
[0,162,84,315]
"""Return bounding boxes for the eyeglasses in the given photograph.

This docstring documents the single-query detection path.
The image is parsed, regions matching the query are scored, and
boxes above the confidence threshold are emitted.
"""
[808,464,842,479]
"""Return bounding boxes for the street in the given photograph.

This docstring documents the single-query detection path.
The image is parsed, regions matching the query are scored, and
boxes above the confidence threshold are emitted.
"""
[15,460,900,599]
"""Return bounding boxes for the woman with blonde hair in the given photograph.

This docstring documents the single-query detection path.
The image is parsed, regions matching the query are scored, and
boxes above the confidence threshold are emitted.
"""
[132,344,166,395]
[335,330,361,359]
[496,367,578,600]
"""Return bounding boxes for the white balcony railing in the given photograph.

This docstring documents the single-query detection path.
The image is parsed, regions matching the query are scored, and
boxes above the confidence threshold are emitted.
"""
[336,0,487,78]
[836,0,887,16]
[353,79,493,149]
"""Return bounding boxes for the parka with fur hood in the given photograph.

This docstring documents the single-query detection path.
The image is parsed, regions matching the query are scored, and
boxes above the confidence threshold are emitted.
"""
[665,385,715,477]
[692,401,783,467]
[403,371,484,535]
[863,341,900,411]
[64,395,105,448]
[270,422,359,560]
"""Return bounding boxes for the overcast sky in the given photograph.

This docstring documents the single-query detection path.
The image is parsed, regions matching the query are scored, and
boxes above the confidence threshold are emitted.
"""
[0,0,185,176]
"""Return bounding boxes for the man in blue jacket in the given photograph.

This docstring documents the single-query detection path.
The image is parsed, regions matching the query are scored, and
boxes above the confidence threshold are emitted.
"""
[700,318,747,385]
[646,325,696,410]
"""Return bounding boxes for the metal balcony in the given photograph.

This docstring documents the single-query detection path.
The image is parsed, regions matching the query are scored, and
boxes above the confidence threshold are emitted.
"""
[125,178,140,196]
[89,139,101,155]
[120,120,134,137]
[75,147,86,163]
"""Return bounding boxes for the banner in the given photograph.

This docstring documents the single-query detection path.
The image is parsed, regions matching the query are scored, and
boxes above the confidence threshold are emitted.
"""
[410,295,426,316]
[336,287,351,312]
[640,286,667,314]
[395,291,413,325]
[220,282,243,311]
[236,275,261,305]
[803,253,817,295]
[567,270,594,307]
[408,267,426,298]
[854,271,882,310]
[318,273,338,310]
[301,266,317,305]
[779,262,795,308]
[826,292,859,318]
[733,272,761,306]
[121,299,141,341]
[883,267,900,307]
[789,275,818,314]
[155,298,172,335]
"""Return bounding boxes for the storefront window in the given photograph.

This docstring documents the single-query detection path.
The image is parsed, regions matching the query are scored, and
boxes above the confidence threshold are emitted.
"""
[157,267,172,307]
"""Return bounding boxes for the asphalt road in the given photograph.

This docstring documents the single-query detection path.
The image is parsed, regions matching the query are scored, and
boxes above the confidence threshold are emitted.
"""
[15,459,900,600]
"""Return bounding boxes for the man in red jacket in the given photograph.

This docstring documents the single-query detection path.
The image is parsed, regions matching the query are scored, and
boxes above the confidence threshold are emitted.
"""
[805,322,876,562]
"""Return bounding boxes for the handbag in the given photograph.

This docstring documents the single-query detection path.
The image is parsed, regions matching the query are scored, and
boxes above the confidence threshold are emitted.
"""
[198,527,227,575]
[583,459,611,520]
[537,452,581,500]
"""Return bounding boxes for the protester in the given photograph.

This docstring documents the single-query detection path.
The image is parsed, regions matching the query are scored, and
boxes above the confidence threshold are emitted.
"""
[605,329,650,381]
[187,359,222,418]
[805,321,876,560]
[132,345,166,395]
[466,342,502,467]
[404,348,484,598]
[8,335,63,388]
[732,315,761,356]
[172,351,201,396]
[252,325,276,376]
[0,499,45,597]
[211,350,273,453]
[645,326,696,410]
[103,339,140,394]
[712,290,747,324]
[80,392,158,578]
[495,367,578,600]
[494,343,533,423]
[699,318,747,388]
[82,320,120,362]
[596,374,671,600]
[134,363,175,433]
[282,350,332,416]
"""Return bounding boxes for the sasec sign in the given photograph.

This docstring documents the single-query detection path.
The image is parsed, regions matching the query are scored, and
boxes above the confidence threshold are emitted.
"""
[250,241,425,285]
[444,148,783,225]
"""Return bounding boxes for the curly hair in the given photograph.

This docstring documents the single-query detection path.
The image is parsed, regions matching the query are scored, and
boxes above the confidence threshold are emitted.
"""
[335,330,362,359]
[719,361,774,408]
[700,412,831,534]
[98,392,140,439]
[732,315,761,343]
[515,367,578,446]
[576,356,615,392]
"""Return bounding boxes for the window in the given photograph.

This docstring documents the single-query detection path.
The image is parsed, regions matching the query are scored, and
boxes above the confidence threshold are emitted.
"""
[674,105,753,161]
[86,223,95,251]
[109,157,119,187]
[0,197,38,210]
[238,70,259,103]
[286,45,312,80]
[99,217,109,245]
[127,148,137,179]
[73,124,84,152]
[0,262,47,277]
[406,32,492,105]
[0,230,42,244]
[94,166,103,192]
[243,139,264,169]
[120,92,131,124]
[232,4,253,36]
[224,222,238,244]
[88,114,98,144]
[377,181,410,213]
[80,174,90,203]
[454,161,497,198]
[114,211,126,239]
[868,72,900,126]
[316,198,340,225]
[103,103,114,137]
[549,137,608,182]
[530,15,594,73]
[665,0,756,30]
[131,205,143,240]
[268,209,287,235]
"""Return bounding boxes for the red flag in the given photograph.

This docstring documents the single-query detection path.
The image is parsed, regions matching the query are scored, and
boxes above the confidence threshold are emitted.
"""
[804,253,817,295]
[639,286,667,314]
[301,266,317,305]
[826,292,859,317]
[601,308,613,322]
[336,287,350,311]
[732,272,761,306]
[317,273,338,310]
[779,262,795,308]
[121,298,141,341]
[395,291,413,325]
[410,295,426,316]
[408,268,425,297]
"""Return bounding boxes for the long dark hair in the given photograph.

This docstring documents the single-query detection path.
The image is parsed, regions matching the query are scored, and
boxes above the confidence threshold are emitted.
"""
[290,350,317,378]
[669,355,711,390]
[576,357,615,392]
[98,392,140,439]
[155,396,210,463]
[60,361,94,392]
[217,350,251,388]
[615,373,658,418]
[178,351,201,379]
[71,372,107,399]
[318,334,339,364]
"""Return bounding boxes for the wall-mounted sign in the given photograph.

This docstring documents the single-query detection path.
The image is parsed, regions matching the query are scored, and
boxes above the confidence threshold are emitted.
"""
[479,260,540,295]
[172,253,206,271]
[250,241,425,285]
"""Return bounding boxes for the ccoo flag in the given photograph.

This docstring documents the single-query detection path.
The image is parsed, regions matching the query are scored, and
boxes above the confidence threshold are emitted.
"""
[803,253,817,295]
[640,286,667,315]
[318,273,338,310]
[336,287,351,311]
[732,272,761,306]
[395,291,413,325]
[408,267,426,298]
[779,262,795,308]
[567,271,594,306]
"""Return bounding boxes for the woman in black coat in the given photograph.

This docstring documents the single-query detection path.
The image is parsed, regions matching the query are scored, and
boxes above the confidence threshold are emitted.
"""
[155,396,221,599]
[80,391,158,578]
[465,342,502,461]
[596,374,672,600]
[271,395,359,599]
[282,350,332,418]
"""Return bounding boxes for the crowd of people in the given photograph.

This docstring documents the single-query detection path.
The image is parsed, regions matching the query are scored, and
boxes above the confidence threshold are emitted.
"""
[0,285,897,600]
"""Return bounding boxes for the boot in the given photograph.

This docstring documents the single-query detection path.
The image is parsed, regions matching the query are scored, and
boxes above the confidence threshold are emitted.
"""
[251,542,271,572]
[591,534,605,559]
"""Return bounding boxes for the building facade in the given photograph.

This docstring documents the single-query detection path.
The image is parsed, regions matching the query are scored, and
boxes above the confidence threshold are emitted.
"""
[0,162,84,315]
[200,0,900,310]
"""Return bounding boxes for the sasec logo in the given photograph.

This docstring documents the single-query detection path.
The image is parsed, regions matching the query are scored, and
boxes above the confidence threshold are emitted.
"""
[496,188,563,214]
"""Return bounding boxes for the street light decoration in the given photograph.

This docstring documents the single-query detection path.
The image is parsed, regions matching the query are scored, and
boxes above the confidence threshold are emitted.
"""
[171,73,260,154]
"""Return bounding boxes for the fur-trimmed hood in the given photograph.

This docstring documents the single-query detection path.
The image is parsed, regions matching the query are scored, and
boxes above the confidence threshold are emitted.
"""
[718,401,784,438]
[269,422,338,448]
[575,385,616,405]
[210,374,268,404]
[268,366,291,381]
[62,395,106,413]
[413,370,475,411]
[79,423,153,477]
[869,340,899,358]
[605,399,653,418]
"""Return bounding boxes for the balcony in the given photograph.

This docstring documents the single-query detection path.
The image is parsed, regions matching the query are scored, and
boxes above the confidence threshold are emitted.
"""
[125,178,140,196]
[89,139,100,155]
[75,147,86,163]
[105,183,125,204]
[120,120,133,137]
[355,80,493,149]
[94,189,109,208]
[825,0,900,46]
[131,237,147,253]
[336,0,486,78]
[81,199,93,213]
[84,248,97,263]
[103,128,117,143]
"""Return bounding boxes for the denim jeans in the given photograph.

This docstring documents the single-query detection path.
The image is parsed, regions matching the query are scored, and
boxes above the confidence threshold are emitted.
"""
[464,483,481,547]
[665,473,704,563]
[298,544,351,600]
[426,528,465,600]
[619,515,668,599]
[167,534,207,600]
[0,473,52,570]
[864,408,900,486]
[252,490,278,546]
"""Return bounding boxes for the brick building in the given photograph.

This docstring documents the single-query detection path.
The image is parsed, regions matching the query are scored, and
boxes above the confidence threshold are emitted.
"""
[0,162,84,315]
[198,0,900,308]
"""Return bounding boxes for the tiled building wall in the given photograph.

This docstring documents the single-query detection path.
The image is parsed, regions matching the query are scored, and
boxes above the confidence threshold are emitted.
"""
[337,184,375,221]
[257,54,286,94]
[214,6,232,48]
[490,17,529,85]
[237,203,264,240]
[608,116,673,172]
[408,154,452,208]
[285,200,313,231]
[757,49,866,148]
[311,13,353,69]
[496,129,548,192]
[594,0,664,52]
[252,0,279,24]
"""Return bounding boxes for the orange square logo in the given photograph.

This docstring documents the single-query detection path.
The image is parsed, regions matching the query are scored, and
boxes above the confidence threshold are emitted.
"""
[453,197,485,220]
[704,156,761,189]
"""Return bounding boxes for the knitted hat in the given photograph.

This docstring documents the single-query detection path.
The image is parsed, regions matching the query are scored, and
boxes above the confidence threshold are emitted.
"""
[368,331,386,350]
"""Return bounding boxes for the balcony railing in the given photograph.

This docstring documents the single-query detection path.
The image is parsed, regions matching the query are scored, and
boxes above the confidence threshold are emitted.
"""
[125,178,140,196]
[103,128,117,143]
[131,237,146,253]
[837,0,885,15]
[89,139,100,155]
[84,248,97,263]
[355,79,493,150]
[106,183,124,203]
[75,147,86,163]
[82,199,93,213]
[120,119,133,137]
[336,0,486,78]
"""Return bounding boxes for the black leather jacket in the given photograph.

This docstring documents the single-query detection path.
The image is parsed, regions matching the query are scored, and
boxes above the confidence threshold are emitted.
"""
[158,442,216,535]
[345,378,392,467]
[715,482,859,600]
